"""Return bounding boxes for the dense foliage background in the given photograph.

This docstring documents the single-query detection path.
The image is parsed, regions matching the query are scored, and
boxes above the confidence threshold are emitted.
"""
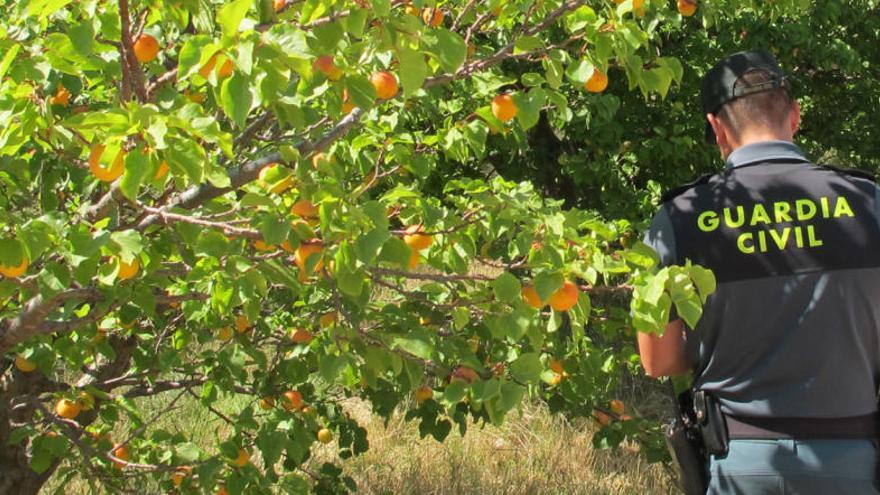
[0,0,877,493]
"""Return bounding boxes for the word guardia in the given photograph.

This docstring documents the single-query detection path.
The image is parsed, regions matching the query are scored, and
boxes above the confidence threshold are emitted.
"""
[697,196,855,254]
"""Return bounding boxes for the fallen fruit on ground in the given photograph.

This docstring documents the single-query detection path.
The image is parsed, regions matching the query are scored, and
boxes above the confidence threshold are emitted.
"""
[491,93,518,122]
[317,428,333,444]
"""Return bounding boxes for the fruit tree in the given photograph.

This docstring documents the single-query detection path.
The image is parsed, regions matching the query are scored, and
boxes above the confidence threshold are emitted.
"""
[0,0,876,493]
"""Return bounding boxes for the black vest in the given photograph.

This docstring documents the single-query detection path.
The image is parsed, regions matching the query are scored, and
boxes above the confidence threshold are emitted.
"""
[663,161,880,283]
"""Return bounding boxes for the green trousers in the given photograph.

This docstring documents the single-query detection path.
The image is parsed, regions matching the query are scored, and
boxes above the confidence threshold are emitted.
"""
[707,439,878,494]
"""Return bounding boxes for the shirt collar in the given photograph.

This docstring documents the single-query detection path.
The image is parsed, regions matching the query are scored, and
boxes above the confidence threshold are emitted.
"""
[725,140,809,169]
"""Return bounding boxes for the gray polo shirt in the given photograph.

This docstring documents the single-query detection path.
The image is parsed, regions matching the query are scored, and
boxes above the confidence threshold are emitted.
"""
[645,141,880,418]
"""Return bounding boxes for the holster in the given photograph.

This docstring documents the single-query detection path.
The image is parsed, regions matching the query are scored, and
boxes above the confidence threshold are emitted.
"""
[665,415,710,495]
[664,389,709,495]
[693,390,729,458]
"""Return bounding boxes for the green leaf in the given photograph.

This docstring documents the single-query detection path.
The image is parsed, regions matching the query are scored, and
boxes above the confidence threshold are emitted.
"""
[397,47,428,98]
[689,265,717,303]
[167,138,206,184]
[393,332,434,360]
[217,0,251,39]
[534,271,563,303]
[175,443,201,463]
[195,231,230,257]
[345,74,376,111]
[425,29,466,73]
[110,230,143,262]
[497,382,525,412]
[513,36,544,54]
[119,150,150,201]
[492,272,521,303]
[220,73,252,128]
[513,88,546,130]
[510,353,542,383]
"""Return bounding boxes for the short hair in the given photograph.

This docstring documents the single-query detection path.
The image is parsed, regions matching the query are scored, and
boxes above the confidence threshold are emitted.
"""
[716,69,794,139]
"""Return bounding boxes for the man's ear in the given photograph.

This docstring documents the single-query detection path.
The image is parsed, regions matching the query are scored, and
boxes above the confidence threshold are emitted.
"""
[707,113,728,147]
[789,101,801,135]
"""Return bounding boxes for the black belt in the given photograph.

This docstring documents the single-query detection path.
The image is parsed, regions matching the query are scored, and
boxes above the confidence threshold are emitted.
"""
[725,413,879,440]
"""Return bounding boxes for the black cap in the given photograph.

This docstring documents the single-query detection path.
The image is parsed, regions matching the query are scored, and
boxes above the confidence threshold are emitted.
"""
[701,50,789,143]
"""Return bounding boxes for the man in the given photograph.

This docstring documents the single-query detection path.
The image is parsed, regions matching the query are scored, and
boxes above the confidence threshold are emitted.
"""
[640,50,880,494]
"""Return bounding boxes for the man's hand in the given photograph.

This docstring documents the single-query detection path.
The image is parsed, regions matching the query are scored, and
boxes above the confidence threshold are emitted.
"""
[637,319,690,378]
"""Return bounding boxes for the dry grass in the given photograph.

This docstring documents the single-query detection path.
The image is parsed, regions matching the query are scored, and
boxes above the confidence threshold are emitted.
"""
[309,399,672,495]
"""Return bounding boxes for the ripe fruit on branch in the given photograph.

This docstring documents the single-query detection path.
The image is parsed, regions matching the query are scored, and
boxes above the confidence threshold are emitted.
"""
[56,398,81,419]
[216,486,229,495]
[290,329,313,344]
[422,7,443,27]
[549,358,564,374]
[610,399,625,415]
[291,199,319,219]
[414,386,433,405]
[231,448,249,468]
[319,312,337,328]
[15,355,36,372]
[171,467,192,487]
[317,428,334,444]
[89,145,126,182]
[491,93,518,122]
[281,390,304,411]
[111,443,130,468]
[116,257,139,281]
[313,55,343,81]
[274,0,286,12]
[521,285,543,309]
[49,86,70,106]
[370,71,399,100]
[549,280,579,311]
[217,326,233,341]
[0,255,29,278]
[614,0,643,6]
[199,53,234,79]
[253,239,275,252]
[259,397,275,410]
[154,161,169,180]
[294,241,324,274]
[341,89,356,114]
[258,163,292,194]
[585,70,608,93]
[133,34,159,63]
[403,225,433,251]
[593,411,611,426]
[407,250,421,269]
[404,5,420,16]
[548,373,563,386]
[450,366,480,384]
[678,0,697,16]
[235,314,251,333]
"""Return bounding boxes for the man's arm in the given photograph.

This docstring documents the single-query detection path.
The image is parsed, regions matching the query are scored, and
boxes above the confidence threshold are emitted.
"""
[637,319,690,378]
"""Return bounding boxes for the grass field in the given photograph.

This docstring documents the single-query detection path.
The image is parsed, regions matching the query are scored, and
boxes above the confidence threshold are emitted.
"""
[44,387,675,494]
